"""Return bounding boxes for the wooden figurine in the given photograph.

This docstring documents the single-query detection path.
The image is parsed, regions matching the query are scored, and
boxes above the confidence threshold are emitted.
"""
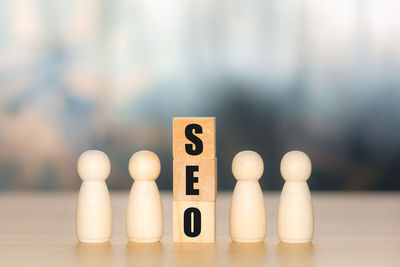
[126,150,163,243]
[278,151,314,243]
[229,151,266,243]
[76,150,112,243]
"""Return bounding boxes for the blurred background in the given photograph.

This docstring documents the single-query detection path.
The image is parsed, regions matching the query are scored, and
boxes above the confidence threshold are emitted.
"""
[0,0,399,191]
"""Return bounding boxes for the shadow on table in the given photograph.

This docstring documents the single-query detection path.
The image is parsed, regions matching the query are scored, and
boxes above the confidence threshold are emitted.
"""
[277,242,314,267]
[75,242,112,267]
[126,241,163,267]
[173,243,216,267]
[229,241,267,267]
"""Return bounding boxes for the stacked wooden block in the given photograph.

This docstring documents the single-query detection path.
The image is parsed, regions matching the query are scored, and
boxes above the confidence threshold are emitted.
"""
[172,117,217,243]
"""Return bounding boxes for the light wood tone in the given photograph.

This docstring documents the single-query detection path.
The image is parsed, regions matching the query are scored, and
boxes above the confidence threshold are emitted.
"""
[278,151,313,243]
[173,201,215,243]
[126,241,163,266]
[230,151,266,242]
[278,182,313,243]
[76,150,112,243]
[173,159,217,202]
[77,150,111,182]
[230,181,266,243]
[280,150,312,182]
[126,182,163,242]
[173,117,216,160]
[126,151,163,242]
[0,193,399,267]
[172,117,217,243]
[231,150,264,182]
[128,150,161,181]
[76,182,112,243]
[75,242,112,267]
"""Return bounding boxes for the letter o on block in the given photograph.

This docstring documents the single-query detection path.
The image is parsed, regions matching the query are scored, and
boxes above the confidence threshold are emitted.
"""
[184,207,201,237]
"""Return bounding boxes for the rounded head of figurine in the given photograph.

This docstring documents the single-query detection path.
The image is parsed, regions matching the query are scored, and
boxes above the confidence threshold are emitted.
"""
[280,150,311,182]
[128,150,161,181]
[232,150,264,181]
[77,150,111,181]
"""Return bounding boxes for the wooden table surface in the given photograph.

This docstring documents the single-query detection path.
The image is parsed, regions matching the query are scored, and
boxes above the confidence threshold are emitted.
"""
[0,192,399,266]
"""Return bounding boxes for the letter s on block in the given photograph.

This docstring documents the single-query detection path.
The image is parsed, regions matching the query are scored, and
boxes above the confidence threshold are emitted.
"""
[185,124,203,155]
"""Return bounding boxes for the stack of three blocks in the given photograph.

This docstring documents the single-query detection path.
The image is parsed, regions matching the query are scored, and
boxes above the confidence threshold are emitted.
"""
[172,117,217,243]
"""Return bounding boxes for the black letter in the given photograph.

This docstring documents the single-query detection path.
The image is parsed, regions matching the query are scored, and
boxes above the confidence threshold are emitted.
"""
[186,166,199,195]
[185,124,203,155]
[184,207,201,237]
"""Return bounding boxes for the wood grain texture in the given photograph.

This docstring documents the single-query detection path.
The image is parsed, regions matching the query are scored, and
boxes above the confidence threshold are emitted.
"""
[126,151,163,243]
[126,182,163,243]
[230,151,265,243]
[230,181,266,243]
[76,181,112,243]
[173,201,216,243]
[0,192,399,267]
[173,159,217,202]
[173,117,216,160]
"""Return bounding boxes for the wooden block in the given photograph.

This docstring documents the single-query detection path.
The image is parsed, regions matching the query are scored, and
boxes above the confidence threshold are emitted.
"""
[173,159,217,202]
[173,201,215,243]
[173,117,216,160]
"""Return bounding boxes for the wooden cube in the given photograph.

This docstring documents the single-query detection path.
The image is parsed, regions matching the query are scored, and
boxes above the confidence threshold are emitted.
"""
[173,201,215,243]
[173,159,217,202]
[173,117,216,160]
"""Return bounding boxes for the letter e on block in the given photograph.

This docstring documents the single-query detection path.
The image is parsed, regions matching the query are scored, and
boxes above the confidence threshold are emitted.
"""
[173,159,217,202]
